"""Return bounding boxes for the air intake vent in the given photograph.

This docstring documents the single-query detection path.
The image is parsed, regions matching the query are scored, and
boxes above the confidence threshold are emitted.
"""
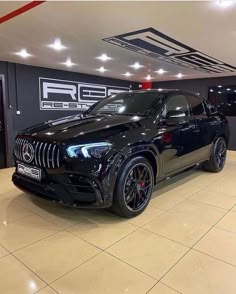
[14,137,61,169]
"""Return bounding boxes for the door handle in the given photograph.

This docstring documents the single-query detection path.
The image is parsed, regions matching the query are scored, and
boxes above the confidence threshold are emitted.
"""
[189,124,200,133]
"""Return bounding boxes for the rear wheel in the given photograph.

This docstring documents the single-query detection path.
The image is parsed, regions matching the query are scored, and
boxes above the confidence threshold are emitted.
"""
[203,137,227,173]
[112,157,154,218]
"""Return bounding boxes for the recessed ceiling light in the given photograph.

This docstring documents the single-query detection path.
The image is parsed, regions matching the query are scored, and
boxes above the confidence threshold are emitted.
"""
[96,66,108,73]
[122,72,133,77]
[155,69,167,75]
[217,0,234,7]
[176,73,183,78]
[130,62,144,70]
[210,89,214,92]
[14,49,32,58]
[96,53,112,62]
[218,91,222,94]
[145,74,153,81]
[48,38,67,51]
[234,90,236,93]
[61,58,76,67]
[218,85,222,88]
[227,88,231,91]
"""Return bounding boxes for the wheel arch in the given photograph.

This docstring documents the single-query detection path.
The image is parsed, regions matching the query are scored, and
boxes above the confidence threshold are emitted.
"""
[213,133,229,148]
[134,150,158,183]
[113,144,160,185]
[221,134,229,147]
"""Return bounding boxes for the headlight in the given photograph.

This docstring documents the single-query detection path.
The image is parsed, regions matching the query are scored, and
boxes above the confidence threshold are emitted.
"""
[66,142,112,159]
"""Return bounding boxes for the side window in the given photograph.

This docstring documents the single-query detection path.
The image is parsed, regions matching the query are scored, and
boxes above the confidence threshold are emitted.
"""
[205,101,217,115]
[188,96,206,116]
[162,95,190,118]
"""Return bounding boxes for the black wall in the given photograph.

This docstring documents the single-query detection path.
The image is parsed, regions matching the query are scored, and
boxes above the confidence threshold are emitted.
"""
[152,76,236,98]
[0,61,138,166]
[153,76,236,150]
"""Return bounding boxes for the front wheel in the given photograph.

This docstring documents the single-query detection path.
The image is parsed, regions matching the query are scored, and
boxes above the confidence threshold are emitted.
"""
[203,137,227,173]
[111,157,154,218]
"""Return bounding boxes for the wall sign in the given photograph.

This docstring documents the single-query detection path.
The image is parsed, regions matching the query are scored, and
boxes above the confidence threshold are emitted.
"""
[39,77,129,111]
[104,27,236,74]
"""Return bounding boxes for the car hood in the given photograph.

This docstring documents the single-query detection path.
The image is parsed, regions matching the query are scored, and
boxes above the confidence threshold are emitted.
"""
[20,113,146,142]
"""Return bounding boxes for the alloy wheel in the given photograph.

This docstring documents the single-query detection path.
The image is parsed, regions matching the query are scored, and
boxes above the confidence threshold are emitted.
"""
[123,163,153,212]
[215,138,227,169]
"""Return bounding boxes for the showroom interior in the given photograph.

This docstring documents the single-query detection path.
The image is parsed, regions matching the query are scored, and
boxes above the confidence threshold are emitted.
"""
[0,1,236,293]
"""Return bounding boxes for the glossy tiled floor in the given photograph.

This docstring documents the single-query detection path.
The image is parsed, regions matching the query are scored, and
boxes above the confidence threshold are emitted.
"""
[0,151,236,293]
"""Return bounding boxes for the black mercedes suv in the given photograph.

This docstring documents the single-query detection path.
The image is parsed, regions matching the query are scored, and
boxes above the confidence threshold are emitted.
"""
[12,90,230,217]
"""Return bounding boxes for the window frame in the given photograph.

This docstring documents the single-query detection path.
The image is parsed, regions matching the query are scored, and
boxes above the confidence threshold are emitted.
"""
[203,100,218,115]
[160,92,191,120]
[187,94,207,117]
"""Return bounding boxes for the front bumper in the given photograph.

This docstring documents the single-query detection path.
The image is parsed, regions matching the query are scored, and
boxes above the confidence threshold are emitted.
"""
[12,168,112,208]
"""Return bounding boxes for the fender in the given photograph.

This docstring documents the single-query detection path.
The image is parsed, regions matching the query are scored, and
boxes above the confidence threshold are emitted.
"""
[105,143,161,199]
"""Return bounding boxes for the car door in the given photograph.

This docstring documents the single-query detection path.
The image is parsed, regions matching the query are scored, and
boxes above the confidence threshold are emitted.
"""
[188,94,216,160]
[157,93,200,174]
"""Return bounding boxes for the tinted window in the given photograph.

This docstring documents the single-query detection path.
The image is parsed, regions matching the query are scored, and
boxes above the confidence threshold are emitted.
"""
[88,92,162,116]
[162,95,190,117]
[189,96,205,116]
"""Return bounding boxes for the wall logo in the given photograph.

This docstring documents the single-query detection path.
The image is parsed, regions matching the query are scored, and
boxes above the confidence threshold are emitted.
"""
[39,78,129,111]
[103,27,236,74]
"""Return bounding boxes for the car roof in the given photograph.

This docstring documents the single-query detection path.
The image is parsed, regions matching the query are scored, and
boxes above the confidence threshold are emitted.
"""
[127,89,202,97]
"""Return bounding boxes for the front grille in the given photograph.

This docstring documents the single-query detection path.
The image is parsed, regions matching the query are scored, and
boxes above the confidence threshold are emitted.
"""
[14,137,62,169]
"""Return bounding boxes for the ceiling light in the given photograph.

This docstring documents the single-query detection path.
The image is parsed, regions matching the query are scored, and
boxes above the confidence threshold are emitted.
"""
[217,0,234,7]
[176,73,183,78]
[218,85,222,88]
[145,74,153,81]
[155,69,167,75]
[218,91,222,94]
[48,38,67,51]
[61,58,76,67]
[130,62,144,70]
[122,72,133,77]
[158,88,163,91]
[227,88,231,91]
[210,89,214,92]
[96,53,112,61]
[96,66,108,73]
[14,49,32,58]
[234,90,236,93]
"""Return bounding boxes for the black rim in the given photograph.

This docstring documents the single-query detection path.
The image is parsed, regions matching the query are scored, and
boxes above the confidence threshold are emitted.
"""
[215,139,227,169]
[123,163,153,212]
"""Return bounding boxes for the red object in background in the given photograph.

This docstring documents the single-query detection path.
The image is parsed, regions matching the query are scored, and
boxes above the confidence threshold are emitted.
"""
[141,82,153,90]
[0,1,45,24]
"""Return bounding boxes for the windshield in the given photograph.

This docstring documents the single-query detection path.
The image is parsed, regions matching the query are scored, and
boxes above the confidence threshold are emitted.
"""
[88,92,162,116]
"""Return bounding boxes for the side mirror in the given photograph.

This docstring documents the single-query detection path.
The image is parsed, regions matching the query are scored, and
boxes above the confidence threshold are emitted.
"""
[165,110,186,124]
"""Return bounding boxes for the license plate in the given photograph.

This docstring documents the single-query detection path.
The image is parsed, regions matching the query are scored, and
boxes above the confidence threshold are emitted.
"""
[17,163,41,181]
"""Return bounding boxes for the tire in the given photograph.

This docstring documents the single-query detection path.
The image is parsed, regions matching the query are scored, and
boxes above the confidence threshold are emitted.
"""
[111,156,154,218]
[203,137,227,173]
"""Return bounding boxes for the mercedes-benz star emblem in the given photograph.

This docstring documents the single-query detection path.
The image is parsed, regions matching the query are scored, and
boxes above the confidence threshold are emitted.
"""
[22,143,34,163]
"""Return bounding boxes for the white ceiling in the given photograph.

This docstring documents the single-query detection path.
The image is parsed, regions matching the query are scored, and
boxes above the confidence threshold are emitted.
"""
[0,1,236,82]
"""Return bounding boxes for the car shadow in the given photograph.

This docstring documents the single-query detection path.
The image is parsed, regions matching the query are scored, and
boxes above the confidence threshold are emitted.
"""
[8,167,204,225]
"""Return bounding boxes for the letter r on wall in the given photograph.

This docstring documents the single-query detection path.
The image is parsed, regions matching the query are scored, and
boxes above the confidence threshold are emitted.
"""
[43,82,77,100]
